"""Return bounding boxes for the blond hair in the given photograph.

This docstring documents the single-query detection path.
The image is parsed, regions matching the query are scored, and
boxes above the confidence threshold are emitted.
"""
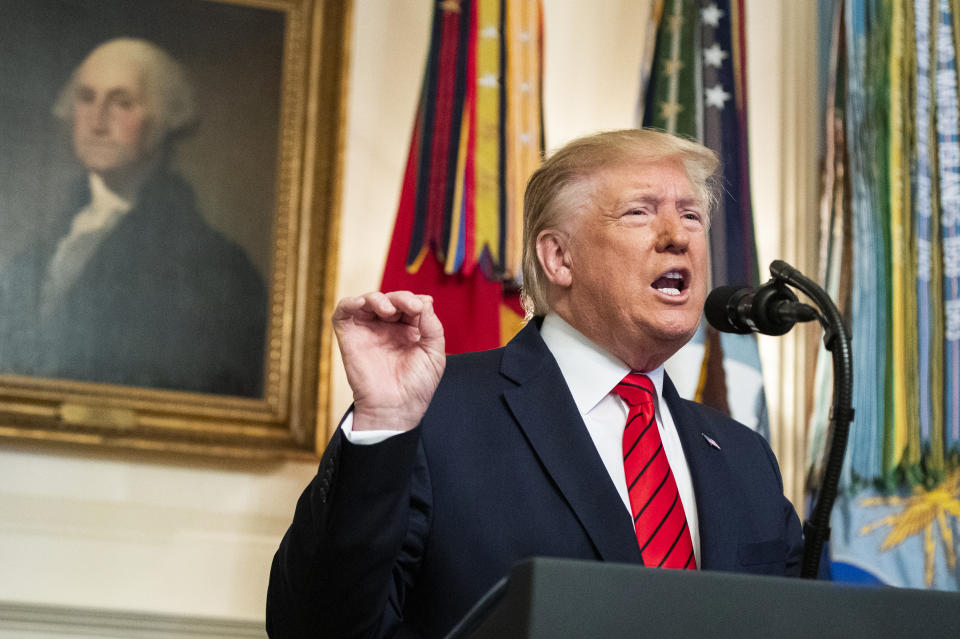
[520,129,720,317]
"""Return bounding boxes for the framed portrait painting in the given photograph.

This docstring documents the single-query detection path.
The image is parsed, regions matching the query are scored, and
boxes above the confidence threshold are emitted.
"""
[0,0,349,458]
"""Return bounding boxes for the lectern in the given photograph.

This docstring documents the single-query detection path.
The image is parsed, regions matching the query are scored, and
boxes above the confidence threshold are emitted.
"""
[446,557,960,639]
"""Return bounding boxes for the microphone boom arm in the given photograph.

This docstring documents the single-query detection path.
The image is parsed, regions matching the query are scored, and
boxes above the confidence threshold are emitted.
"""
[769,259,854,579]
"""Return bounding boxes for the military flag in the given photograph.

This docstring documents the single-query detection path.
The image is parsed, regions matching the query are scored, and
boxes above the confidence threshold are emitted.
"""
[381,0,543,353]
[812,0,960,590]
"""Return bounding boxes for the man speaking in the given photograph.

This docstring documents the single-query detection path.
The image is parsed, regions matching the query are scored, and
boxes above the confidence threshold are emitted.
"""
[267,129,803,637]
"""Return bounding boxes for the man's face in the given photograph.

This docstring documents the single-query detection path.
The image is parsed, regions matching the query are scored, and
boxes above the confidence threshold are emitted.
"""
[72,53,159,179]
[554,157,709,370]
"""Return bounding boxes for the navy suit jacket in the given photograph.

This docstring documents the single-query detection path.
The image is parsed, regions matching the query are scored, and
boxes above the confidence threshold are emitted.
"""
[267,321,804,638]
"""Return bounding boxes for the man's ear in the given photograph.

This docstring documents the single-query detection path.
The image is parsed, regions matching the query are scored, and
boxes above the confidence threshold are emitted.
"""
[536,229,573,288]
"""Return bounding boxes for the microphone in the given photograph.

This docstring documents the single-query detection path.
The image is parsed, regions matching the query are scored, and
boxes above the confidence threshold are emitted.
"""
[704,280,818,336]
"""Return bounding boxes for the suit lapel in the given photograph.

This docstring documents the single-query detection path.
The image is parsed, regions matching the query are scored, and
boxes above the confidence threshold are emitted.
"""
[500,323,641,564]
[662,375,740,570]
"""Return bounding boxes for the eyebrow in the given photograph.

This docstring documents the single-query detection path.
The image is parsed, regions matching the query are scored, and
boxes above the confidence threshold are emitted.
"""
[75,84,140,103]
[615,191,704,209]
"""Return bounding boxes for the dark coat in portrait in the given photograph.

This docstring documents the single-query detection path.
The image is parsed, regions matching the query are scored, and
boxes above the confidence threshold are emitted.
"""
[0,170,267,397]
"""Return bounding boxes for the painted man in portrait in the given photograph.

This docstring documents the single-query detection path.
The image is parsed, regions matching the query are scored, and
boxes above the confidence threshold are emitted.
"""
[0,38,267,397]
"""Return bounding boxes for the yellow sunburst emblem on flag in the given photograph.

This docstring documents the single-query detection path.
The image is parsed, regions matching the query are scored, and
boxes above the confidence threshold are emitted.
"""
[858,472,960,587]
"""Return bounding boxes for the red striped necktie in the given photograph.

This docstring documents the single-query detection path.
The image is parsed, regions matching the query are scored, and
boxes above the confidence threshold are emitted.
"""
[614,372,696,570]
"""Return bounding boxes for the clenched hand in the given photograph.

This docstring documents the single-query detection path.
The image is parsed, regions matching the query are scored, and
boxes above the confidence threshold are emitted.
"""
[332,291,446,431]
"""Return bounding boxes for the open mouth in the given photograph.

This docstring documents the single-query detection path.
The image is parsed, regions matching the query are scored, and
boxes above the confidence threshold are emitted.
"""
[651,269,687,297]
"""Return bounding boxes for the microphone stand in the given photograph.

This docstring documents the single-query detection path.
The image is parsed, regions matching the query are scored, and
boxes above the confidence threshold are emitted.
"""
[768,259,854,579]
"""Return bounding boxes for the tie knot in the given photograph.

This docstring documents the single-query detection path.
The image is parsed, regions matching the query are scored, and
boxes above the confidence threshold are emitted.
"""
[613,372,656,409]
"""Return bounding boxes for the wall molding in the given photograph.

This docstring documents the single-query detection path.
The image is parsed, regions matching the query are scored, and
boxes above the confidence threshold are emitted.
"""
[0,601,265,639]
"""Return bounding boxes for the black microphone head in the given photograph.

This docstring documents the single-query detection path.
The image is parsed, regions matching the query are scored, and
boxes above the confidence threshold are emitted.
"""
[751,282,800,335]
[704,285,753,334]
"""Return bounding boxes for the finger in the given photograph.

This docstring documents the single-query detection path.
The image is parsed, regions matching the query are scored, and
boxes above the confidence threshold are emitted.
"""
[332,295,366,321]
[333,291,429,327]
[386,291,427,324]
[416,296,445,344]
[333,292,401,325]
[359,291,404,321]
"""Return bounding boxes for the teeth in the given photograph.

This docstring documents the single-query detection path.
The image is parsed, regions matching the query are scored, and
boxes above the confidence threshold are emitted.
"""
[658,270,684,294]
[652,269,685,296]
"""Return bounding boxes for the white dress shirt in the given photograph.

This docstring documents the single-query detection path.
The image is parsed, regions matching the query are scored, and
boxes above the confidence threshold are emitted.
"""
[40,173,132,316]
[342,312,701,564]
[538,313,700,565]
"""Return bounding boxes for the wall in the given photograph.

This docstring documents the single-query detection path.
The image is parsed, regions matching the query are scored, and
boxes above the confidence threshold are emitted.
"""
[0,0,817,631]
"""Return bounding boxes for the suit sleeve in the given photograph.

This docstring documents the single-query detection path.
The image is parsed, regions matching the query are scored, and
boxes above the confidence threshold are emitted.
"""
[266,423,431,638]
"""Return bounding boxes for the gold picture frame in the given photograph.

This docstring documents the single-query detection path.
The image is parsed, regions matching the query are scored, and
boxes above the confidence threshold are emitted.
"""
[0,0,350,459]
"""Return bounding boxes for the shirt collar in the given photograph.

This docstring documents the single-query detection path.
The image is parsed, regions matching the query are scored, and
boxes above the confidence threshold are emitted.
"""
[70,173,133,236]
[539,313,665,415]
[89,172,133,212]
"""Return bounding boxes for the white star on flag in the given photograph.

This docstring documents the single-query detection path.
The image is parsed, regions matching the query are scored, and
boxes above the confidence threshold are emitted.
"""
[701,3,724,27]
[705,84,731,109]
[703,43,728,68]
[478,73,498,88]
[481,25,498,38]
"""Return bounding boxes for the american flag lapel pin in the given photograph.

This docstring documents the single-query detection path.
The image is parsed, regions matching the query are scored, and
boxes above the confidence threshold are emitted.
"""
[701,432,721,450]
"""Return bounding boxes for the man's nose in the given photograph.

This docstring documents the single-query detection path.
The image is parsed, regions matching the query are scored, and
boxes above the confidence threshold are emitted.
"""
[81,98,110,131]
[654,209,690,253]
